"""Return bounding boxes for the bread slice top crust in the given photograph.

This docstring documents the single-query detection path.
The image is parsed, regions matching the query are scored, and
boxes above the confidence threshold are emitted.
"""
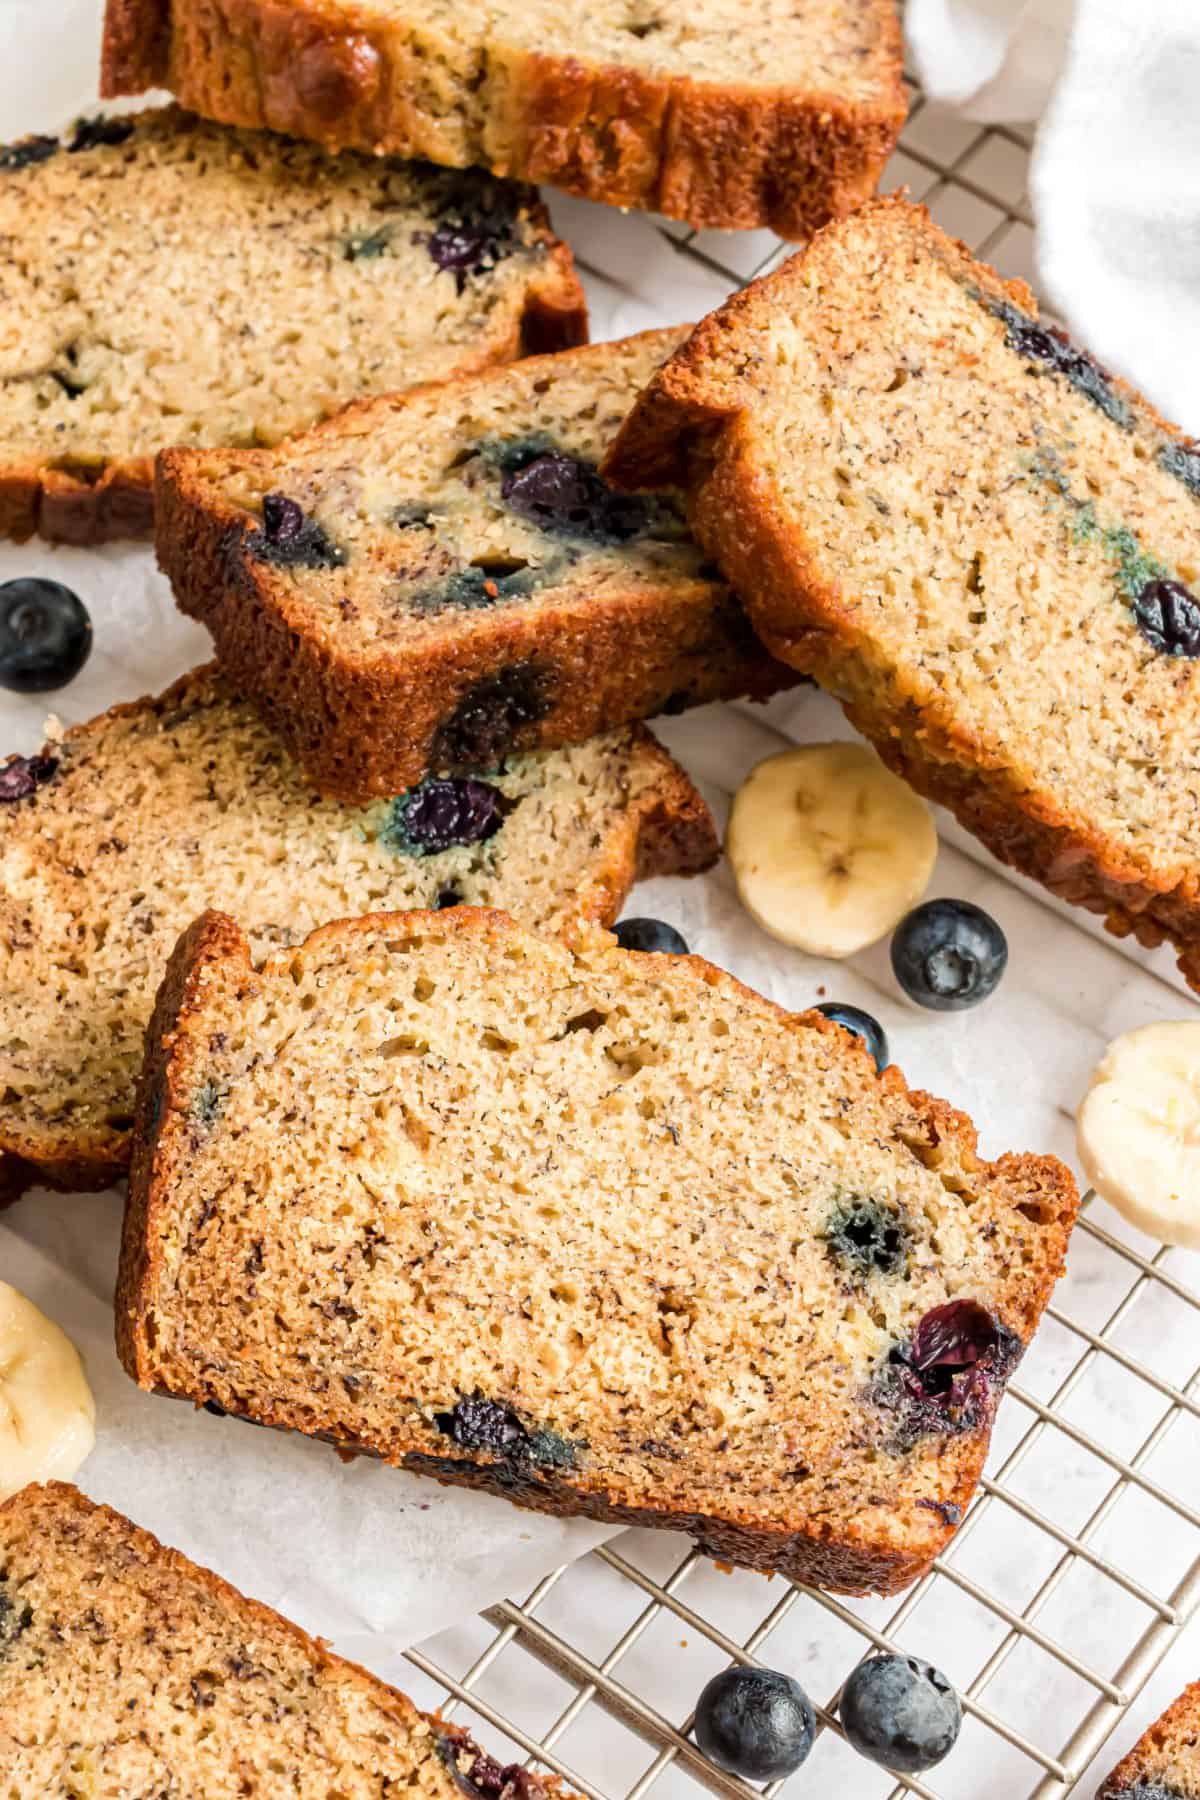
[122,905,1078,1596]
[0,666,714,1201]
[100,0,905,236]
[1099,1682,1200,1798]
[156,327,794,799]
[0,1482,575,1800]
[0,104,584,543]
[603,197,1200,981]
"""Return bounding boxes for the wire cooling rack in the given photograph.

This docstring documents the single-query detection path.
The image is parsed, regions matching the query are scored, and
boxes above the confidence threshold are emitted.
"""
[396,84,1200,1800]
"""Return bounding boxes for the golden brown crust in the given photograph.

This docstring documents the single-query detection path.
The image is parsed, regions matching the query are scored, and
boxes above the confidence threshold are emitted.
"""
[119,905,1077,1598]
[101,0,906,238]
[0,1481,578,1798]
[603,196,1200,992]
[1098,1680,1200,1796]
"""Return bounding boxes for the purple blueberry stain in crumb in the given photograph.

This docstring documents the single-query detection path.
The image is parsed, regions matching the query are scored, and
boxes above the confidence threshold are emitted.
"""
[431,664,552,769]
[869,1300,1022,1452]
[499,447,672,545]
[1132,578,1200,657]
[414,171,522,290]
[981,293,1132,429]
[382,777,504,857]
[0,753,57,801]
[246,494,346,570]
[1160,440,1200,498]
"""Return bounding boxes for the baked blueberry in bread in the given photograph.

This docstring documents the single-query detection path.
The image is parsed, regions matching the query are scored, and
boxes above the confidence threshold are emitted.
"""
[1098,1681,1200,1798]
[605,198,1200,993]
[121,904,1078,1596]
[101,0,906,238]
[0,1482,577,1799]
[0,105,584,543]
[0,667,714,1201]
[156,328,794,801]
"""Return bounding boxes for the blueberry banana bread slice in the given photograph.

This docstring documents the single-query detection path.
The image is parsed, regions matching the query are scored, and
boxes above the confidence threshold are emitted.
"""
[122,905,1078,1597]
[1098,1682,1200,1797]
[605,197,1200,992]
[0,667,713,1202]
[0,105,584,545]
[101,0,905,240]
[156,327,795,801]
[0,1482,578,1799]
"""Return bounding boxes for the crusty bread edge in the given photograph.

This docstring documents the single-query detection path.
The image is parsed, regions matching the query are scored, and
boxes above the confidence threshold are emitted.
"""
[0,1479,577,1798]
[100,0,906,238]
[154,330,795,802]
[120,904,1078,1598]
[0,666,715,1204]
[1096,1679,1200,1797]
[603,194,1200,992]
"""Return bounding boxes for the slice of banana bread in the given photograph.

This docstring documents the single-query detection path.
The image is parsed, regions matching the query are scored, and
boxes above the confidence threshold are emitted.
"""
[605,198,1200,992]
[156,328,794,801]
[100,0,906,239]
[0,667,713,1202]
[121,905,1078,1597]
[1099,1682,1200,1798]
[0,105,584,545]
[0,1482,576,1799]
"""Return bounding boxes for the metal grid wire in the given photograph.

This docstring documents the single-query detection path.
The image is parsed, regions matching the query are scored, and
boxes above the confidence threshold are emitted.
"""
[399,83,1200,1800]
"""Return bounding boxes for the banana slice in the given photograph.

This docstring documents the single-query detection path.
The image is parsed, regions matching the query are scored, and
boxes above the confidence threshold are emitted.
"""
[726,742,938,958]
[1077,1023,1200,1246]
[0,1281,95,1502]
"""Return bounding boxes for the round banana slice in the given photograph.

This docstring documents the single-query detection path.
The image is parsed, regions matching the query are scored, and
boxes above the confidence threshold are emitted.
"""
[726,742,938,958]
[1077,1022,1200,1247]
[0,1281,95,1503]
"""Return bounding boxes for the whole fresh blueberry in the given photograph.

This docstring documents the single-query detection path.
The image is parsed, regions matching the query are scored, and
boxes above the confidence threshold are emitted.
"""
[0,579,92,693]
[614,917,689,955]
[891,900,1007,1011]
[816,1003,889,1070]
[694,1666,816,1781]
[839,1653,962,1773]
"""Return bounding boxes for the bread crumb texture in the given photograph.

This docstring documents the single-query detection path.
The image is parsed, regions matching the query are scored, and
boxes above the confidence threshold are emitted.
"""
[122,906,1078,1595]
[1098,1679,1200,1798]
[0,1482,575,1799]
[0,667,713,1197]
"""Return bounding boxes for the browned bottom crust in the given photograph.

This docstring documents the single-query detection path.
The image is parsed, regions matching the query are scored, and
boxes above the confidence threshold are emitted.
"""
[117,907,1078,1599]
[101,0,906,239]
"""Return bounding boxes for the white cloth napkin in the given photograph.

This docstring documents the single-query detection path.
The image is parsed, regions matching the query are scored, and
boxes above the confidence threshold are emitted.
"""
[907,0,1200,436]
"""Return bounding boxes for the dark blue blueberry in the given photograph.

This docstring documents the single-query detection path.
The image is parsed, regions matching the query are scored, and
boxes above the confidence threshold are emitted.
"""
[0,1583,32,1649]
[415,174,521,290]
[0,579,91,693]
[870,1301,1022,1451]
[500,451,661,545]
[436,885,464,909]
[825,1197,909,1278]
[693,1667,816,1781]
[1132,578,1200,657]
[839,1654,962,1773]
[388,777,503,855]
[816,1002,888,1070]
[436,1731,548,1799]
[987,296,1132,428]
[0,752,58,802]
[68,116,135,153]
[614,917,689,955]
[247,494,346,570]
[0,134,58,171]
[432,664,551,769]
[891,900,1007,1011]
